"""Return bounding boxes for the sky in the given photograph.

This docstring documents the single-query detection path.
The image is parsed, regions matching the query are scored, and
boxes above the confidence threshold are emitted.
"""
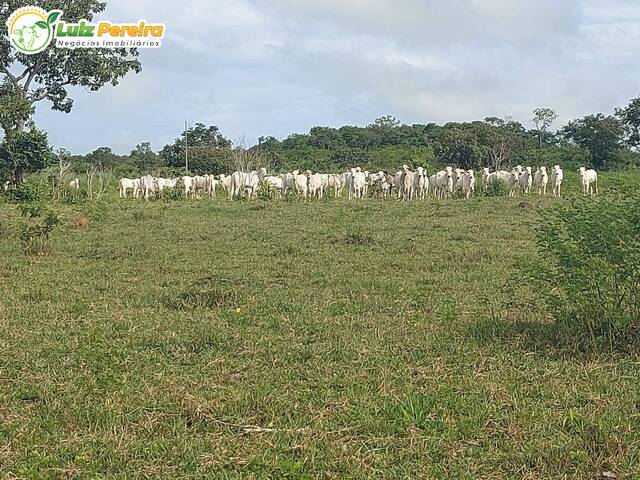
[32,0,640,154]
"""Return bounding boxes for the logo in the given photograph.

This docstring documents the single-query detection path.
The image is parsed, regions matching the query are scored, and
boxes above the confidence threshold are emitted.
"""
[6,6,164,54]
[7,7,60,54]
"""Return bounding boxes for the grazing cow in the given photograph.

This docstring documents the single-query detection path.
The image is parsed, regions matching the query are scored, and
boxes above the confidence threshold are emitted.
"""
[534,167,548,195]
[578,167,598,196]
[327,173,345,198]
[308,172,324,199]
[518,166,533,195]
[140,175,156,200]
[550,165,564,198]
[462,170,475,199]
[68,178,80,190]
[119,178,141,198]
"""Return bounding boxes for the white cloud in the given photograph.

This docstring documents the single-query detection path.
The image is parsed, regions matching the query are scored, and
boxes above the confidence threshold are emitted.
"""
[31,0,640,153]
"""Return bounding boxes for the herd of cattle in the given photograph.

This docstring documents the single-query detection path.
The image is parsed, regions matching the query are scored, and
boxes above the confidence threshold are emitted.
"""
[115,164,599,201]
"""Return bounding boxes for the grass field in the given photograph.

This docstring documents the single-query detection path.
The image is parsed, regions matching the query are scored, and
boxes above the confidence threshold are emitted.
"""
[1,181,639,478]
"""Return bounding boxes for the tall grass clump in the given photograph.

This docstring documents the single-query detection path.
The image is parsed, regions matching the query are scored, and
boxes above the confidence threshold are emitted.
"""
[522,193,640,352]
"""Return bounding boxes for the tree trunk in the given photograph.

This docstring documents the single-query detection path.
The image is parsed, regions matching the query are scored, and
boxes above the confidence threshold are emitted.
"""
[14,166,24,185]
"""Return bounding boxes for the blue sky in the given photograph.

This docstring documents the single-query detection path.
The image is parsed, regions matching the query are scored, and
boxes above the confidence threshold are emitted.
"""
[33,0,640,154]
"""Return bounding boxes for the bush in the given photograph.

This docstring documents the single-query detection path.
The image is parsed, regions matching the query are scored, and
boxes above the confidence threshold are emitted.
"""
[484,178,508,197]
[256,180,278,201]
[4,182,49,203]
[521,194,640,352]
[18,204,60,256]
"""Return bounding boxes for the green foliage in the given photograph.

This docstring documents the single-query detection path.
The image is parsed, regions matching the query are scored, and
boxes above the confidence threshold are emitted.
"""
[160,123,232,173]
[17,203,60,255]
[522,194,640,352]
[256,180,278,201]
[483,178,508,197]
[0,128,53,184]
[3,179,49,203]
[615,95,640,149]
[560,114,625,169]
[0,0,142,135]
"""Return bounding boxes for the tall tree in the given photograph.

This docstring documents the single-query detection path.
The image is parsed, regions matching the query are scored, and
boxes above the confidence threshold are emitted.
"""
[560,114,624,169]
[160,123,232,173]
[0,1,142,140]
[615,96,640,150]
[531,108,558,148]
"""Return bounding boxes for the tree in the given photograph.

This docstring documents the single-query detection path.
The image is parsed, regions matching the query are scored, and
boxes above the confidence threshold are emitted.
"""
[160,123,232,170]
[615,96,640,150]
[130,142,163,174]
[369,115,401,130]
[0,128,53,183]
[532,108,558,148]
[560,114,624,169]
[0,1,142,138]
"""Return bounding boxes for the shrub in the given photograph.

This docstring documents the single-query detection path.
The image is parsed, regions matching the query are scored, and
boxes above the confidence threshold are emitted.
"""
[521,194,640,352]
[484,178,508,197]
[256,180,278,201]
[4,182,49,203]
[18,204,60,256]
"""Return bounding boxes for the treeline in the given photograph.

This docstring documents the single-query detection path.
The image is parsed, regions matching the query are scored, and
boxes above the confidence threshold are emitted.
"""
[3,99,640,184]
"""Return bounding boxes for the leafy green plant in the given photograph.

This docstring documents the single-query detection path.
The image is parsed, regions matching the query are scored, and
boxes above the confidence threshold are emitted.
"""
[256,180,278,201]
[483,178,508,197]
[18,204,60,256]
[521,194,640,352]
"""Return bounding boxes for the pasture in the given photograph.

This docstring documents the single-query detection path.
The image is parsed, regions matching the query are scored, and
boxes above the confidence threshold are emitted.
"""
[0,174,639,479]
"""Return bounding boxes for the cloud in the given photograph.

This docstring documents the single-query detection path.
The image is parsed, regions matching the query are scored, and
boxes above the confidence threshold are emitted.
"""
[31,0,640,154]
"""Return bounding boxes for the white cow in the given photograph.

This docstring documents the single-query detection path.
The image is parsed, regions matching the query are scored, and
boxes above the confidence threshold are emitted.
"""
[413,167,428,200]
[190,175,211,198]
[518,166,533,195]
[432,167,454,200]
[218,174,234,198]
[140,175,156,200]
[506,169,520,197]
[182,176,195,198]
[462,170,475,199]
[327,173,345,198]
[393,170,404,199]
[68,178,80,190]
[550,165,564,198]
[578,167,598,196]
[534,167,548,195]
[350,168,367,200]
[156,177,179,192]
[308,172,324,200]
[119,178,141,199]
[264,175,284,194]
[294,170,309,200]
[453,168,465,195]
[400,165,416,202]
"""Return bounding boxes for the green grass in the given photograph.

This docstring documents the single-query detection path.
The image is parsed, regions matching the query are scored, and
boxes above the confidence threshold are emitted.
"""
[0,183,639,478]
